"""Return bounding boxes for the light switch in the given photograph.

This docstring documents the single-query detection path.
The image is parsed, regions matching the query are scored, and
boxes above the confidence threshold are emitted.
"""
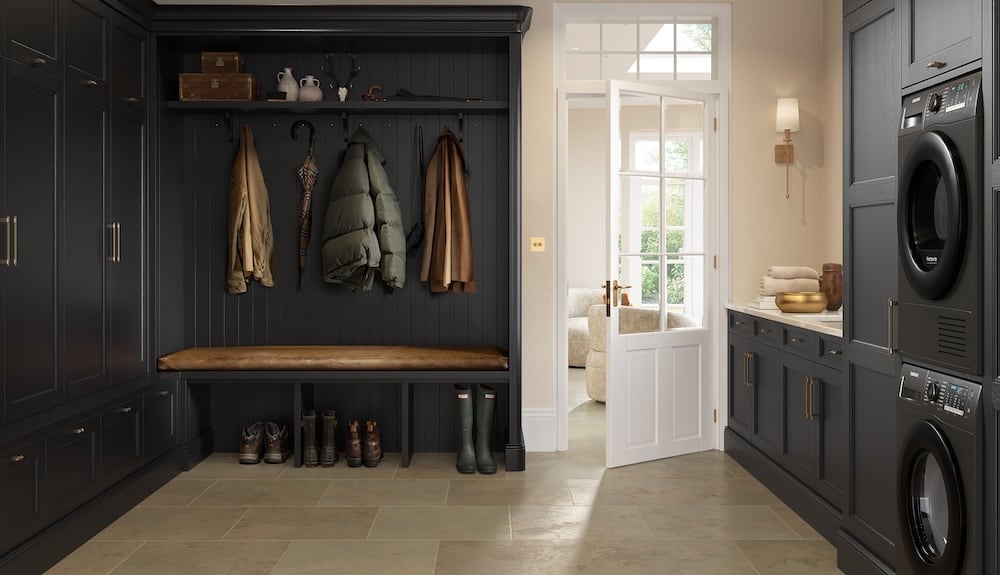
[529,237,545,252]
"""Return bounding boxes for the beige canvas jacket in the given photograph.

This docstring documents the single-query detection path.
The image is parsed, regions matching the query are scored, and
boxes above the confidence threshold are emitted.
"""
[227,125,275,293]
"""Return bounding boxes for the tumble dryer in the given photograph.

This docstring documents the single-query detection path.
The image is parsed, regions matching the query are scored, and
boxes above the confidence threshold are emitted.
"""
[897,70,983,376]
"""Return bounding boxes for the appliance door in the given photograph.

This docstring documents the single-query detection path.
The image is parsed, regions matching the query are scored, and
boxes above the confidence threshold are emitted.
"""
[896,418,966,574]
[897,129,967,300]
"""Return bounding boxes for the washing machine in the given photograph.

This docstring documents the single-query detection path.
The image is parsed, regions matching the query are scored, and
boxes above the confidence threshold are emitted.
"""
[897,364,982,575]
[897,70,983,376]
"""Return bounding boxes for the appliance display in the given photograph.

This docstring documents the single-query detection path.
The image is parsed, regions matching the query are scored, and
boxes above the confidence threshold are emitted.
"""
[897,70,983,376]
[897,364,982,575]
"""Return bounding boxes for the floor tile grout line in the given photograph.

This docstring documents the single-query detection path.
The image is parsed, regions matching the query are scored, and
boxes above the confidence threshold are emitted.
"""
[731,540,764,575]
[186,479,218,507]
[104,540,147,575]
[267,539,295,574]
[365,506,382,540]
[219,507,253,540]
[431,540,441,575]
[766,505,807,540]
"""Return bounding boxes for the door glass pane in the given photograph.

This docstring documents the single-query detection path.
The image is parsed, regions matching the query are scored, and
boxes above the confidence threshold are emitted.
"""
[618,254,664,334]
[602,22,637,52]
[620,175,658,254]
[912,452,950,558]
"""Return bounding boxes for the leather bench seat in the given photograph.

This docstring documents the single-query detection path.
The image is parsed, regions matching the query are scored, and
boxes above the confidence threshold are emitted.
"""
[157,345,509,372]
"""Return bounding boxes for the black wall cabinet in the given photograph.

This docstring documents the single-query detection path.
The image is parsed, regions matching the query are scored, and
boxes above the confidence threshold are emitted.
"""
[901,0,981,88]
[4,0,61,78]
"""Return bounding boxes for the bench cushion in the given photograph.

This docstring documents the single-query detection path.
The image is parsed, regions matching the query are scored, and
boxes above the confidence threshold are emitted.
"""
[157,345,509,371]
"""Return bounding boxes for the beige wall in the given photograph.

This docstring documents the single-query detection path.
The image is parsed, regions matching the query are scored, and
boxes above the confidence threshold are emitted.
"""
[158,0,844,420]
[567,108,606,289]
[823,0,844,265]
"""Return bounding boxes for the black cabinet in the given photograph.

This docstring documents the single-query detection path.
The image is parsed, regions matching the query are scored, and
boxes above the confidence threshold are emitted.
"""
[843,0,900,568]
[143,381,176,462]
[64,0,110,95]
[0,439,44,556]
[901,0,981,87]
[46,416,100,521]
[4,0,60,77]
[101,396,142,487]
[751,340,782,460]
[1,59,61,424]
[727,331,753,441]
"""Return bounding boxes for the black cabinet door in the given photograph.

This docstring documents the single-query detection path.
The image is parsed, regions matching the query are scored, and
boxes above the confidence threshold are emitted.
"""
[101,396,142,487]
[63,0,109,96]
[63,86,109,399]
[4,0,60,77]
[144,382,177,462]
[0,439,44,556]
[813,363,846,510]
[46,415,99,521]
[901,0,981,87]
[728,332,753,441]
[2,61,61,423]
[844,0,900,567]
[108,16,147,385]
[780,352,817,487]
[751,342,782,461]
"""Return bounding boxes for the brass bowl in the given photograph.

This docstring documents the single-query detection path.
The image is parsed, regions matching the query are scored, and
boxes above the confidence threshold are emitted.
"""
[775,291,828,313]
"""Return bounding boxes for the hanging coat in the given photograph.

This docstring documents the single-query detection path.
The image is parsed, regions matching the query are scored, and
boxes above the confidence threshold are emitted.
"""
[321,127,406,290]
[420,128,476,293]
[227,125,275,293]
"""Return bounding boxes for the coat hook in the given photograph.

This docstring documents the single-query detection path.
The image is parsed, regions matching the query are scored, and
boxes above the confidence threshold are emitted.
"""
[291,120,316,152]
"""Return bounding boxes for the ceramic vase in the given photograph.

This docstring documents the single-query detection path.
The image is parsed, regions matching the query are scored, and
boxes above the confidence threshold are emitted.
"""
[299,75,323,102]
[277,67,299,101]
[819,263,843,311]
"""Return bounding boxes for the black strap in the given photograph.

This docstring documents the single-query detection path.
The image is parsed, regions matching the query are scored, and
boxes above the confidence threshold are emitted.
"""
[406,124,425,249]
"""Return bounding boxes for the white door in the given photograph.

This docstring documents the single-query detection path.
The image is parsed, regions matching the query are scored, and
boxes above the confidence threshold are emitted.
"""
[605,80,716,468]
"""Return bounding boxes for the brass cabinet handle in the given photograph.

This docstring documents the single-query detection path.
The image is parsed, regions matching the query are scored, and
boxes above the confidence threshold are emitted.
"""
[30,57,47,67]
[742,352,748,387]
[106,223,116,261]
[759,328,770,335]
[828,349,841,356]
[746,352,754,387]
[70,427,86,435]
[926,60,947,69]
[11,216,17,266]
[805,376,812,421]
[83,79,99,88]
[10,454,25,463]
[790,337,800,343]
[119,406,133,413]
[156,390,170,396]
[734,319,744,326]
[887,298,897,355]
[115,222,121,262]
[1,216,10,266]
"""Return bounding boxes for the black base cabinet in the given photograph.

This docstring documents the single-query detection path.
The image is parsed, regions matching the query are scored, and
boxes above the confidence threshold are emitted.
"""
[45,416,100,523]
[725,310,846,541]
[0,439,44,557]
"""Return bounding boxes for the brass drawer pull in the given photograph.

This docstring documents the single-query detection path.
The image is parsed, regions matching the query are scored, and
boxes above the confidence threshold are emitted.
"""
[790,337,801,343]
[828,349,841,356]
[10,454,25,463]
[157,390,170,396]
[926,60,947,69]
[119,406,133,413]
[84,79,99,88]
[70,427,86,435]
[759,328,770,334]
[30,57,47,67]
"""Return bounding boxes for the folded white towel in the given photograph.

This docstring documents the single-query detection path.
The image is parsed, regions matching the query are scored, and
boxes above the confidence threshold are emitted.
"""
[767,266,819,280]
[759,276,821,296]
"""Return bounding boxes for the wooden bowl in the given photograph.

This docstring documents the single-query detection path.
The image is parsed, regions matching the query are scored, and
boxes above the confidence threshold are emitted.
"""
[775,291,828,313]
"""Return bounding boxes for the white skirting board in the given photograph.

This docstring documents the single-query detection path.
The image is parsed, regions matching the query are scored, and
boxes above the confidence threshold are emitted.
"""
[521,408,559,452]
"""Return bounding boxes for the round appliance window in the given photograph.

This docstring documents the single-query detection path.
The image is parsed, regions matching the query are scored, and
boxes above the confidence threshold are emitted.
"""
[910,451,950,559]
[907,161,951,272]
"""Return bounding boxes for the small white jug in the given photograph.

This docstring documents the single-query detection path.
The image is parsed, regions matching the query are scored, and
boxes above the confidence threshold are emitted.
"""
[298,75,323,102]
[276,67,299,101]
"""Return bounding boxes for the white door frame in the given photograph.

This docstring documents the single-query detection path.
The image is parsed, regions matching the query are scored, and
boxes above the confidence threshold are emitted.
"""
[554,83,731,452]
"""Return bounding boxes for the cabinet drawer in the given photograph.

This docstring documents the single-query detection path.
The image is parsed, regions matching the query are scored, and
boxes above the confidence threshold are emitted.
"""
[144,381,177,462]
[782,327,818,359]
[46,416,99,519]
[728,311,753,337]
[102,397,142,487]
[753,318,781,346]
[818,337,845,369]
[0,439,45,555]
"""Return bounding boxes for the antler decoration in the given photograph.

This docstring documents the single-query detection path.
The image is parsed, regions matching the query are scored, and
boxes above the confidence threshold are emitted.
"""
[322,54,361,89]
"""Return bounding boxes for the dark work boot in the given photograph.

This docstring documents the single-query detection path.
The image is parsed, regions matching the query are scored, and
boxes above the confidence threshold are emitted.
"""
[345,420,363,467]
[263,422,291,464]
[475,385,497,474]
[455,385,476,474]
[301,410,318,467]
[320,410,338,467]
[363,420,383,468]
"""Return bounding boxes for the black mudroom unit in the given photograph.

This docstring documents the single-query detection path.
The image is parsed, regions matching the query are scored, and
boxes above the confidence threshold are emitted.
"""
[0,3,531,573]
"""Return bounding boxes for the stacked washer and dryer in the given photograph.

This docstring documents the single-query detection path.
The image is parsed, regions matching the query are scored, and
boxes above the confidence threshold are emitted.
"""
[895,70,985,575]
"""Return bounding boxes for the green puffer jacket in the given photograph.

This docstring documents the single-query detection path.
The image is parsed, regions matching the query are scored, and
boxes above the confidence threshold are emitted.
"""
[321,127,406,290]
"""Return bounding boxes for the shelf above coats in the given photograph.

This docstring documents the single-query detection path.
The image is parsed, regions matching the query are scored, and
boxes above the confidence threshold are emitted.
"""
[165,100,509,113]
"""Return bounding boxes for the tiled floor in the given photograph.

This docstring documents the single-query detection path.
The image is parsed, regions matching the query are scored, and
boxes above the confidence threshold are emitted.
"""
[47,368,843,574]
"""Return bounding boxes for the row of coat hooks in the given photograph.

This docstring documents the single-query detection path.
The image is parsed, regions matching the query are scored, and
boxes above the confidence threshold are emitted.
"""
[222,112,464,143]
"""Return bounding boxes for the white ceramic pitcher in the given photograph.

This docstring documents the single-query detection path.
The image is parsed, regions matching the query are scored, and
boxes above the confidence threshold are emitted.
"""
[276,67,299,101]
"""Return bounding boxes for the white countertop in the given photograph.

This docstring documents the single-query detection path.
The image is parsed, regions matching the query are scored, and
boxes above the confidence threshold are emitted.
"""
[726,304,843,338]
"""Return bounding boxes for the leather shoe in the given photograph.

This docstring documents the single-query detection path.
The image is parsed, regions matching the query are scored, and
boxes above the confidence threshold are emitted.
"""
[239,422,264,464]
[363,420,383,467]
[345,419,363,467]
[263,422,291,464]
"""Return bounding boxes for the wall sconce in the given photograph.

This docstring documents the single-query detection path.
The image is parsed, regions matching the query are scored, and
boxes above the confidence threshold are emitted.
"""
[774,97,800,199]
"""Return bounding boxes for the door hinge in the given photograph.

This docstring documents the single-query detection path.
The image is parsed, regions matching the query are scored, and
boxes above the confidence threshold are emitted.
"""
[713,255,717,269]
[713,117,718,132]
[713,409,717,423]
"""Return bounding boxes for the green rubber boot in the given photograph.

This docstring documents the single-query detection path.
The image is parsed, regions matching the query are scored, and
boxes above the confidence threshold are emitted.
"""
[455,384,476,474]
[475,384,497,474]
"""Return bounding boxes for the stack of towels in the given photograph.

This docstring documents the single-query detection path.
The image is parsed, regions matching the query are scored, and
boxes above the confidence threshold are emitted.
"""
[748,266,820,309]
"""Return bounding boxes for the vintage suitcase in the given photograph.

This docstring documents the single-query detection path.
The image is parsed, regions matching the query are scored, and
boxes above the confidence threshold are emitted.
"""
[200,51,244,73]
[179,73,259,101]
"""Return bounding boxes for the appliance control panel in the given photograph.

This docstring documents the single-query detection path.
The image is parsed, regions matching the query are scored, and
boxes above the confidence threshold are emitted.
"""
[900,70,981,133]
[899,364,981,421]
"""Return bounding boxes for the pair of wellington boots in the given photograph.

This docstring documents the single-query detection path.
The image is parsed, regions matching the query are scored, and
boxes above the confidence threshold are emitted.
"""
[455,384,497,474]
[301,410,338,467]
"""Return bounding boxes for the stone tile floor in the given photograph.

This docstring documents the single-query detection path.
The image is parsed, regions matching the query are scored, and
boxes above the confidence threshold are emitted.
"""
[47,368,843,574]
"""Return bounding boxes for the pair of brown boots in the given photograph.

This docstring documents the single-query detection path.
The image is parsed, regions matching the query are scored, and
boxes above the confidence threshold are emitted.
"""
[345,419,383,468]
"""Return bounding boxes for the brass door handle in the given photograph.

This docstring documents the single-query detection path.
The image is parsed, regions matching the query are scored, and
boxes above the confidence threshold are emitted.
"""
[115,222,121,262]
[9,454,25,463]
[742,352,748,387]
[1,216,10,266]
[805,376,812,421]
[746,352,754,387]
[887,298,897,355]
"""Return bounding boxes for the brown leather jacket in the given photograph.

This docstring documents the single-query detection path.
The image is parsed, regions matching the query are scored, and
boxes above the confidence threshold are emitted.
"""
[227,125,275,293]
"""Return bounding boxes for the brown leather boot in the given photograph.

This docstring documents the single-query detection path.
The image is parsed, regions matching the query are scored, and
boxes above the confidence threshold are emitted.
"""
[320,410,338,467]
[345,419,363,467]
[363,420,383,468]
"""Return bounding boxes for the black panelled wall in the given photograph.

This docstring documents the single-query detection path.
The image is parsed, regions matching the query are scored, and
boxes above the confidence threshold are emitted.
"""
[157,35,516,453]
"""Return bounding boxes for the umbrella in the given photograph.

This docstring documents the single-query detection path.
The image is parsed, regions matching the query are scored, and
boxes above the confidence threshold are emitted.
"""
[292,120,318,289]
